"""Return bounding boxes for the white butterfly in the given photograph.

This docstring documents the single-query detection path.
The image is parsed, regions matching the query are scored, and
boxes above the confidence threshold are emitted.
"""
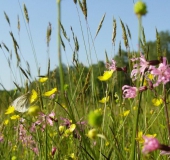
[11,92,31,113]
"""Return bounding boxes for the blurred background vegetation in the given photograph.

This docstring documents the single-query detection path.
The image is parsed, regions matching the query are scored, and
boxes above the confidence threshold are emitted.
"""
[1,30,170,110]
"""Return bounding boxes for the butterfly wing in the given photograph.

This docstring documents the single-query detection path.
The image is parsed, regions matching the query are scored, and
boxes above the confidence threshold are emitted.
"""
[11,92,30,113]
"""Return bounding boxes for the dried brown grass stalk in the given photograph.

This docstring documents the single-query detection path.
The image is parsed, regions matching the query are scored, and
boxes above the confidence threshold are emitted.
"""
[156,29,161,59]
[120,19,129,49]
[105,50,109,63]
[9,32,20,66]
[112,17,116,44]
[2,42,9,52]
[60,35,65,51]
[82,0,87,19]
[4,12,10,26]
[17,15,20,32]
[13,81,21,92]
[119,41,121,57]
[60,22,70,41]
[47,59,50,77]
[126,24,131,40]
[46,22,52,47]
[95,13,106,39]
[23,4,29,23]
[26,61,31,77]
[19,66,29,80]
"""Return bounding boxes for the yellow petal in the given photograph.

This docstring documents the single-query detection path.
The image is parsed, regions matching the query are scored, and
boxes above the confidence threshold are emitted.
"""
[10,115,20,120]
[30,89,38,103]
[69,124,76,132]
[121,110,130,117]
[4,119,9,125]
[5,106,15,114]
[152,98,163,106]
[43,88,57,97]
[99,96,109,103]
[39,77,48,83]
[98,70,113,81]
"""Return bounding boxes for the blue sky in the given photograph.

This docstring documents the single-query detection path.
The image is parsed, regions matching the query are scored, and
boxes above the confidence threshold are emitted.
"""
[0,0,170,90]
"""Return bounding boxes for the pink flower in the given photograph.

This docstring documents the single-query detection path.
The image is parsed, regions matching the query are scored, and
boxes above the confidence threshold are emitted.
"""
[150,57,170,87]
[51,147,57,156]
[32,147,39,155]
[142,136,160,154]
[0,134,3,143]
[47,112,56,126]
[106,59,117,71]
[122,85,138,98]
[131,54,149,81]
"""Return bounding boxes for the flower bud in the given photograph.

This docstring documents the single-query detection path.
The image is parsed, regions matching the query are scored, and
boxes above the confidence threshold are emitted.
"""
[88,109,103,127]
[59,125,65,134]
[134,1,147,17]
[87,129,97,139]
[28,105,40,116]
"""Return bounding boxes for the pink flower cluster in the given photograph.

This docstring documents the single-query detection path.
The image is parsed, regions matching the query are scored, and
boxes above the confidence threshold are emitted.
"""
[30,111,57,132]
[121,55,170,99]
[142,135,170,155]
[142,136,160,154]
[19,124,39,155]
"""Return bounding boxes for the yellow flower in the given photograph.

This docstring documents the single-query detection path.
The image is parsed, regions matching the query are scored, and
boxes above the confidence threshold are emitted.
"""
[30,89,38,103]
[43,88,57,97]
[105,141,110,146]
[124,147,130,152]
[10,115,20,120]
[120,110,130,117]
[99,96,109,103]
[5,106,15,114]
[133,106,137,110]
[135,131,157,143]
[98,70,113,81]
[4,119,9,125]
[69,153,76,159]
[135,131,144,143]
[87,129,97,139]
[39,77,48,83]
[28,105,40,116]
[59,126,65,134]
[13,145,17,151]
[148,74,154,80]
[69,124,76,132]
[152,98,163,107]
[11,156,17,160]
[150,109,154,114]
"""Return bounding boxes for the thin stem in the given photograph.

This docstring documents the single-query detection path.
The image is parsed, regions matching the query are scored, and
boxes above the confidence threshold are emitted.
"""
[163,85,170,143]
[138,15,142,55]
[57,0,64,97]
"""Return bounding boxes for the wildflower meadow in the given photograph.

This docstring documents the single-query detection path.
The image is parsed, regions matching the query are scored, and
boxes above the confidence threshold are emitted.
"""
[1,0,170,159]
